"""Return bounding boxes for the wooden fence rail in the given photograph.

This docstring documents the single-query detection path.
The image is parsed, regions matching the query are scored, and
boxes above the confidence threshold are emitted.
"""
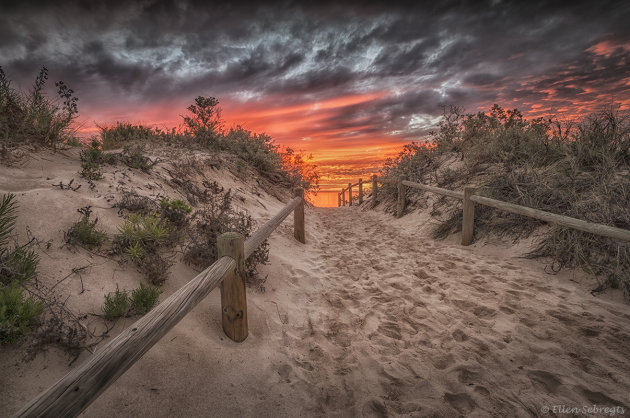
[14,190,306,418]
[339,176,630,245]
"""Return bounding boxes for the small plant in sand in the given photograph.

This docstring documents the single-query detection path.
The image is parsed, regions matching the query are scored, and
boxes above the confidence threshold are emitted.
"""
[80,139,112,180]
[0,193,42,344]
[102,286,129,320]
[115,213,170,250]
[120,144,157,172]
[114,213,173,285]
[130,283,160,314]
[102,283,160,320]
[160,197,192,226]
[0,284,43,344]
[116,191,158,215]
[65,206,107,249]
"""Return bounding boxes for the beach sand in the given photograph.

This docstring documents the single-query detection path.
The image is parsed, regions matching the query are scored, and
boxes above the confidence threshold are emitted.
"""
[1,147,629,417]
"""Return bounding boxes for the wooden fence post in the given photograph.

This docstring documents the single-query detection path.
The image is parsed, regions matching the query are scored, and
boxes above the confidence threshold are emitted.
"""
[348,182,353,206]
[294,188,305,243]
[337,192,341,207]
[358,178,363,204]
[396,176,406,218]
[462,186,475,245]
[341,189,345,206]
[218,232,247,342]
[371,175,378,208]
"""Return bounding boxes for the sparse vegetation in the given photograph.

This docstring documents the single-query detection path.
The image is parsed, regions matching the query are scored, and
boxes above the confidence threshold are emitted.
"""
[184,181,269,290]
[0,193,42,344]
[103,286,129,320]
[120,144,157,172]
[381,104,630,295]
[79,139,112,180]
[65,207,107,249]
[0,66,79,150]
[114,212,173,285]
[96,96,319,192]
[114,213,171,252]
[130,283,160,314]
[0,284,43,344]
[103,283,160,319]
[117,191,158,215]
[99,122,155,150]
[160,198,192,226]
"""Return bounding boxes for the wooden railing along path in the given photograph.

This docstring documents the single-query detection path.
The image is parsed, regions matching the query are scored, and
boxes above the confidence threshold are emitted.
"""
[339,176,630,246]
[13,189,306,418]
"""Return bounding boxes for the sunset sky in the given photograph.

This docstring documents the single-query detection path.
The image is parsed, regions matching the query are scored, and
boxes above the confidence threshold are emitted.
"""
[2,1,630,202]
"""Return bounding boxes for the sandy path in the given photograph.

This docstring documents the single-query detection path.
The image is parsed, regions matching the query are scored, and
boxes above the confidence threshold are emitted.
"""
[3,194,630,417]
[272,206,630,416]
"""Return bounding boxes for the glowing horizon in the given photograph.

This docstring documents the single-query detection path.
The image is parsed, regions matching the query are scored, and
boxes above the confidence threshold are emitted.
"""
[7,2,624,206]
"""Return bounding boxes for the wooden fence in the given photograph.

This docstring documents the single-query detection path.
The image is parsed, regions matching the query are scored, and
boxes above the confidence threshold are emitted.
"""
[339,177,630,245]
[13,189,306,418]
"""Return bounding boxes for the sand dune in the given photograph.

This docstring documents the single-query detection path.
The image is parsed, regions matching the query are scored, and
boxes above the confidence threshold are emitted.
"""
[1,148,629,417]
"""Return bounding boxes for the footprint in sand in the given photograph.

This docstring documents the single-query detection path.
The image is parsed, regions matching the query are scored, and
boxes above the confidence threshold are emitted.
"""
[443,392,477,414]
[527,370,562,394]
[452,329,468,342]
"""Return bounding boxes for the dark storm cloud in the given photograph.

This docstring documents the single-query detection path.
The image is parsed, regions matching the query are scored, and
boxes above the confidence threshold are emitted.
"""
[1,0,630,140]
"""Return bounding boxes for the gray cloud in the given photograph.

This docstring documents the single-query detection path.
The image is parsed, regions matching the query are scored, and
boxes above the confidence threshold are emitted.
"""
[1,0,629,145]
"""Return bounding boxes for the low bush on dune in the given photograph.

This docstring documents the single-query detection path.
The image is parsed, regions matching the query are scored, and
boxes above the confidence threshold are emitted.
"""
[183,181,270,291]
[1,66,318,194]
[0,67,78,150]
[99,122,157,150]
[97,96,320,193]
[380,105,630,295]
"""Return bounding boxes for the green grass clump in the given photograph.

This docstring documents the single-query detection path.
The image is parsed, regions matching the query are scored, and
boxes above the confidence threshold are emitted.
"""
[103,283,160,320]
[103,286,129,320]
[99,122,155,150]
[0,66,79,149]
[0,193,41,344]
[0,284,43,344]
[0,248,39,285]
[130,283,160,314]
[65,208,107,249]
[115,213,170,251]
[114,213,173,285]
[160,198,192,226]
[160,198,192,213]
[79,139,113,180]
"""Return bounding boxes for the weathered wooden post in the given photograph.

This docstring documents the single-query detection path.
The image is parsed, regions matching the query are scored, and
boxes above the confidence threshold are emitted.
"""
[218,232,247,342]
[294,187,305,243]
[371,174,378,208]
[341,188,346,206]
[348,182,353,206]
[462,186,475,246]
[358,178,363,204]
[337,192,341,207]
[396,176,406,218]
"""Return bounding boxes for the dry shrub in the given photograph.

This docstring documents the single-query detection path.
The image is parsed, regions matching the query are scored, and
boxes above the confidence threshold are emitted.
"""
[116,191,158,215]
[183,182,269,291]
[382,105,630,295]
